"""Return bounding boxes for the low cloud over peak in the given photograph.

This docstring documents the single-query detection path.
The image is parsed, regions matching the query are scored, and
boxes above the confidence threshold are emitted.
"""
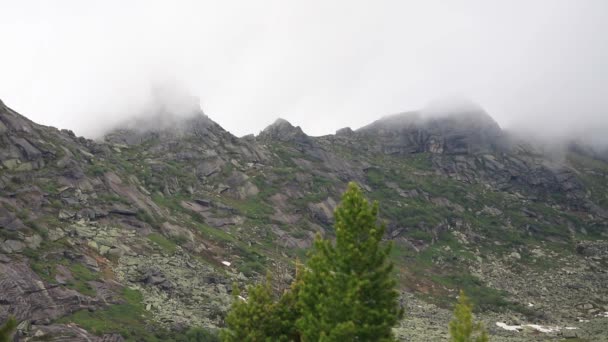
[0,1,606,148]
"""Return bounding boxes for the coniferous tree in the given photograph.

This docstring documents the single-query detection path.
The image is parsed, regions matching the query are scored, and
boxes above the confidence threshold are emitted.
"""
[296,182,403,341]
[221,182,403,341]
[449,290,489,342]
[0,316,17,342]
[221,272,300,342]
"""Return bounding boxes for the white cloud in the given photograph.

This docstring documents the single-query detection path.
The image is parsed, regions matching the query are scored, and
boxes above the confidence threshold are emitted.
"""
[0,0,607,143]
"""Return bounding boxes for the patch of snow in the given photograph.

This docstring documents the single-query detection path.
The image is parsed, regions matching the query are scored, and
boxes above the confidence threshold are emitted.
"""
[496,322,520,332]
[597,312,608,318]
[565,327,579,330]
[221,260,231,267]
[495,322,567,334]
[527,303,534,307]
[526,324,560,333]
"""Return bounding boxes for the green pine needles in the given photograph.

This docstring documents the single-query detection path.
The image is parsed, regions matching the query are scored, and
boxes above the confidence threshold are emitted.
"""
[222,182,403,341]
[0,316,17,342]
[297,182,403,341]
[221,274,300,342]
[449,290,489,342]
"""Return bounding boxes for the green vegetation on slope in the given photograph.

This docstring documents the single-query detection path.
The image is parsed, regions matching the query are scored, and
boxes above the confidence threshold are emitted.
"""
[59,288,220,341]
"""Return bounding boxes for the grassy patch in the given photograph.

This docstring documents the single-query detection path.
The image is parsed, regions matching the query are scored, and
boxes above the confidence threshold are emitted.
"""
[29,258,99,297]
[137,209,159,228]
[225,197,274,222]
[147,233,177,253]
[429,273,511,311]
[58,288,155,340]
[151,194,186,214]
[196,223,235,244]
[26,239,100,296]
[68,263,99,296]
[97,193,131,206]
[87,163,110,177]
[237,259,266,277]
[39,179,60,194]
[404,153,434,171]
[250,175,282,201]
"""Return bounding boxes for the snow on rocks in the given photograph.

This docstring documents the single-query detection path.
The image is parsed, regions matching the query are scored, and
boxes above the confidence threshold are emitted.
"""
[495,322,577,333]
[495,322,520,332]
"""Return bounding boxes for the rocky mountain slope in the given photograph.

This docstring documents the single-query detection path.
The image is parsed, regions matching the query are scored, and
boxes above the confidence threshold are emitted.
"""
[0,98,607,341]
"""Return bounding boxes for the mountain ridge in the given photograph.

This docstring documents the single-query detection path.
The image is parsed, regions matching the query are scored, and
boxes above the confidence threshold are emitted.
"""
[1,99,607,341]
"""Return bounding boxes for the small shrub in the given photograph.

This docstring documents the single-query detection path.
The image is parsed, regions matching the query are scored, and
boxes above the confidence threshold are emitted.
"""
[449,290,489,342]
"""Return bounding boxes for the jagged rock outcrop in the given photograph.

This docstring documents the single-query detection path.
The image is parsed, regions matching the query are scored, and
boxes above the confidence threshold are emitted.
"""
[0,101,50,171]
[104,111,227,146]
[357,106,503,155]
[335,127,354,136]
[257,118,310,144]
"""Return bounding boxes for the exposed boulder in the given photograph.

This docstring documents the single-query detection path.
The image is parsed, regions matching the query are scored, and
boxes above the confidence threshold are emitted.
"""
[258,118,311,145]
[307,197,337,226]
[335,127,354,136]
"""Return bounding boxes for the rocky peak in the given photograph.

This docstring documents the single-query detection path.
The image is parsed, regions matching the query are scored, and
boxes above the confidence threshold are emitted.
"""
[335,127,354,137]
[103,85,236,146]
[0,99,55,171]
[103,108,231,146]
[0,99,34,134]
[357,104,503,155]
[258,118,309,144]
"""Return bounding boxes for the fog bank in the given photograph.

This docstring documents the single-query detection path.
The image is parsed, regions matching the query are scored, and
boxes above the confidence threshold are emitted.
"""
[0,1,607,145]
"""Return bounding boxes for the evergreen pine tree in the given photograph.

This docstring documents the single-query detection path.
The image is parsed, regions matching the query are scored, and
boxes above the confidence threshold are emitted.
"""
[449,290,489,342]
[0,316,17,342]
[297,182,403,341]
[221,272,300,342]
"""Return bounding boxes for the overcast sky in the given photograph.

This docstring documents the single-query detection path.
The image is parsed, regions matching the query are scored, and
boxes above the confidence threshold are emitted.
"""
[1,1,607,142]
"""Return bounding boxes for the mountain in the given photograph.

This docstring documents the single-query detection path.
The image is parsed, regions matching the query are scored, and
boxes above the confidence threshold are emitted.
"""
[1,98,607,341]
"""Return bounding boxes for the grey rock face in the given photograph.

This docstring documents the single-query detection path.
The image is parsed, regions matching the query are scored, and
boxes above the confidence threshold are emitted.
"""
[0,239,25,253]
[357,108,503,155]
[258,118,311,145]
[0,261,97,329]
[335,127,354,136]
